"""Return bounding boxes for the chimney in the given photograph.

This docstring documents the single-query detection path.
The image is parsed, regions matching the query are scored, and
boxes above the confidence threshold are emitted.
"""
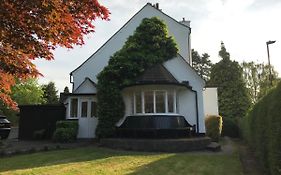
[152,3,160,9]
[180,17,190,27]
[155,3,159,9]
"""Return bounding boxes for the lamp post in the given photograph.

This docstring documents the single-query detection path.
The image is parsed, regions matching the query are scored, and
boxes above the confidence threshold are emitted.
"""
[266,40,276,86]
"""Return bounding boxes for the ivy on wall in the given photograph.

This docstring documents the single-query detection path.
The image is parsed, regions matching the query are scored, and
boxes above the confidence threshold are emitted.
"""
[96,17,178,138]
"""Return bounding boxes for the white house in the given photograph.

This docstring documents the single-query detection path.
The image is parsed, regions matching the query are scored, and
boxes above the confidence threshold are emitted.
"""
[63,3,218,138]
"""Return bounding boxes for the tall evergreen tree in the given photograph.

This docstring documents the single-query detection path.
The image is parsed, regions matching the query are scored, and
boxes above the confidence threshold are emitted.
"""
[208,42,251,119]
[63,86,70,94]
[192,49,213,81]
[42,82,59,104]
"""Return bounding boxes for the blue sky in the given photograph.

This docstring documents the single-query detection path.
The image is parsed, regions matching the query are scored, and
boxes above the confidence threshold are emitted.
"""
[34,0,281,92]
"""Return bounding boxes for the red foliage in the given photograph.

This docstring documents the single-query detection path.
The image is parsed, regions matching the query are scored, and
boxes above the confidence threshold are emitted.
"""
[0,0,110,109]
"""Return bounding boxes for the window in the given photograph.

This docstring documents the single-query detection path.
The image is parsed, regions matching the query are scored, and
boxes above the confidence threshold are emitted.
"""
[135,92,142,113]
[81,101,88,117]
[134,90,177,114]
[144,91,153,113]
[91,101,97,117]
[156,91,165,113]
[70,98,78,118]
[168,91,174,113]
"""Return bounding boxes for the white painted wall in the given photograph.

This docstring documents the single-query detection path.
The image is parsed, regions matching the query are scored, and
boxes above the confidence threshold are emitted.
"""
[120,85,199,130]
[71,4,191,91]
[178,89,196,126]
[203,87,219,116]
[64,95,98,138]
[163,56,206,133]
[74,79,97,94]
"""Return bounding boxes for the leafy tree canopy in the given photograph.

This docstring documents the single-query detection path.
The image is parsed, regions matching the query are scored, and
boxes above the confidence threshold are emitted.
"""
[0,78,44,125]
[208,42,251,119]
[96,17,178,137]
[42,82,59,104]
[0,0,109,110]
[192,49,213,81]
[242,61,280,103]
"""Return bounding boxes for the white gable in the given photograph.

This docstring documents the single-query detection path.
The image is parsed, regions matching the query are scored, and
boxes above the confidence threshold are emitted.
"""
[163,55,205,90]
[74,78,97,94]
[71,3,191,91]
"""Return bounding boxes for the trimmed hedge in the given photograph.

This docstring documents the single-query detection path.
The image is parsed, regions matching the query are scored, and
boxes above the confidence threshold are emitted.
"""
[53,120,78,143]
[240,81,281,175]
[222,117,239,138]
[205,115,223,142]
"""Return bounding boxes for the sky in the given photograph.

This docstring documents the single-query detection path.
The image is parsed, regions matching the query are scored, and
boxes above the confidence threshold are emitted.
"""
[34,0,281,92]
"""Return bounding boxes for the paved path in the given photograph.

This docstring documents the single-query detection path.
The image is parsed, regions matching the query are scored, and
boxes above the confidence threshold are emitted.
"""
[237,141,265,175]
[8,127,18,139]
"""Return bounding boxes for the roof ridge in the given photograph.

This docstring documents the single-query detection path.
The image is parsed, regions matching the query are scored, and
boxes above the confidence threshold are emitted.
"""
[70,3,190,75]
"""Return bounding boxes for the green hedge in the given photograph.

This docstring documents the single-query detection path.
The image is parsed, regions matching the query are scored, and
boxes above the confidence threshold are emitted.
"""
[53,120,78,143]
[221,117,239,138]
[205,115,223,142]
[241,81,281,175]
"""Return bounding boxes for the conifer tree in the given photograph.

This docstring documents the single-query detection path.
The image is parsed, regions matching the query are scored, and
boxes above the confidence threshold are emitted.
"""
[208,42,251,119]
[192,49,213,81]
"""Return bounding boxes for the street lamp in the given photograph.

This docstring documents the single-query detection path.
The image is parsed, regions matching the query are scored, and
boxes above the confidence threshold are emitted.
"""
[266,40,276,86]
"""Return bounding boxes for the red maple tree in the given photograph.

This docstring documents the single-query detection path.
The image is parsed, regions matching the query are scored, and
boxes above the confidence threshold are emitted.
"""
[0,0,109,109]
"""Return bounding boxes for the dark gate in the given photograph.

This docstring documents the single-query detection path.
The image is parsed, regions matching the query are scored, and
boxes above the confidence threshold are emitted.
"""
[19,105,66,140]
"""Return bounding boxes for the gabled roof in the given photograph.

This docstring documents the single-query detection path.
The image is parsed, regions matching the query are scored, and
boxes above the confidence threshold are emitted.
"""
[70,3,190,75]
[136,64,178,84]
[74,77,96,93]
[177,54,206,84]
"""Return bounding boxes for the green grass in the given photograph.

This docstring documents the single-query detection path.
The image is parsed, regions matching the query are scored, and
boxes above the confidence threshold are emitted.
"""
[0,147,243,175]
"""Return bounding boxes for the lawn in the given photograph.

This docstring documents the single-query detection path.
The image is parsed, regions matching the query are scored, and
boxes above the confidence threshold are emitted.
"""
[0,146,243,175]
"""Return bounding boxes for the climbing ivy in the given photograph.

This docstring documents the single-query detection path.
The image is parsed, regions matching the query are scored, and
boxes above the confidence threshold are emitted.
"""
[96,17,178,137]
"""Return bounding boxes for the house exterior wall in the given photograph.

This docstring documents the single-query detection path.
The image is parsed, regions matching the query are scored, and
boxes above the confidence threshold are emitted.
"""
[120,85,198,129]
[178,89,196,126]
[163,56,206,133]
[74,80,97,94]
[64,95,98,138]
[71,4,191,91]
[65,4,211,138]
[203,87,219,116]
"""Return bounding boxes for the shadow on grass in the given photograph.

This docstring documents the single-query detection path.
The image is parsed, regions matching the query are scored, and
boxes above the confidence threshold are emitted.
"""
[0,146,152,173]
[128,153,243,175]
[0,145,243,175]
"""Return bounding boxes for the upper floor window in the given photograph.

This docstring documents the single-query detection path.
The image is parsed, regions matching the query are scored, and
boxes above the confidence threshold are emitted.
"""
[133,90,177,114]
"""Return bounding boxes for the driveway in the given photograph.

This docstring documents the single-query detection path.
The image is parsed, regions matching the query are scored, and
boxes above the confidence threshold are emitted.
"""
[8,127,18,139]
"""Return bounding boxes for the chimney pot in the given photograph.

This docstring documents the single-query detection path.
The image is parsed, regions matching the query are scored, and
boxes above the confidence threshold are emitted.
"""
[156,3,159,9]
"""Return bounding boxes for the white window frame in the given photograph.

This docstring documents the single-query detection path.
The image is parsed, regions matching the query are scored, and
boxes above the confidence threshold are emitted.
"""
[133,89,177,115]
[69,97,79,119]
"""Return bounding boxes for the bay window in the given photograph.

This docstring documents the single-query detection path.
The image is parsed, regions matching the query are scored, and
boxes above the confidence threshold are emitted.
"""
[133,90,177,114]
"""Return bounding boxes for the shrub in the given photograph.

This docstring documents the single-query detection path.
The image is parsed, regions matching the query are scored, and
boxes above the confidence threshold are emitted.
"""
[241,81,281,175]
[53,120,78,143]
[205,115,223,142]
[56,120,78,131]
[221,117,239,138]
